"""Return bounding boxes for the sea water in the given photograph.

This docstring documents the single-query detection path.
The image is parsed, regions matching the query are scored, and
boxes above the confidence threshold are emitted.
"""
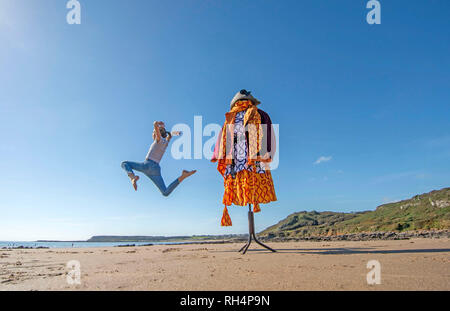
[0,241,189,249]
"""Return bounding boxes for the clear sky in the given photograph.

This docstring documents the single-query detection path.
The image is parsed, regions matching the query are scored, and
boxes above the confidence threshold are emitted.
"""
[1,0,449,241]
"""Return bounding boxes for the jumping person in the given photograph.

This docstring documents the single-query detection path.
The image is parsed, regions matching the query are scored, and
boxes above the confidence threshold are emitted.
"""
[121,121,196,196]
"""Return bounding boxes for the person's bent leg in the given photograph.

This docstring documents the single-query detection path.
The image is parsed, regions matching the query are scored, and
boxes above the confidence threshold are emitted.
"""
[148,174,180,197]
[121,161,146,191]
[164,178,180,197]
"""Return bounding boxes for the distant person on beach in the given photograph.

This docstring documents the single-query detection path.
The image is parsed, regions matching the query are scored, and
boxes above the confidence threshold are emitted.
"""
[121,121,196,196]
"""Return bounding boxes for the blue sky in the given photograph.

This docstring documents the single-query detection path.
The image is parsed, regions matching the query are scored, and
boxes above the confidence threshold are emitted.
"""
[0,0,449,241]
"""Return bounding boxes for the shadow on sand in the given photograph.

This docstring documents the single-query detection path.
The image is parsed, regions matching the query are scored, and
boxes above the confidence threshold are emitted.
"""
[213,247,450,255]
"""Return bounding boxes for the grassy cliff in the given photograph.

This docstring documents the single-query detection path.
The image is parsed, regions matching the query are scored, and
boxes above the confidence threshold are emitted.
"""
[260,188,450,238]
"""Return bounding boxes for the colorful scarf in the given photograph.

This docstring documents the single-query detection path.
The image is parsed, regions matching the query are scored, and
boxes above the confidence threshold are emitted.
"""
[216,100,263,169]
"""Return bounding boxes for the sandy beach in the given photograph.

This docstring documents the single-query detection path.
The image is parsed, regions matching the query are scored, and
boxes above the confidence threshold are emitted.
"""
[1,238,449,291]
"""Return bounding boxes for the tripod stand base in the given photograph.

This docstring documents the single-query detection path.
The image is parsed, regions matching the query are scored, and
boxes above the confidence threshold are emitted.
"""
[238,235,277,254]
[239,205,276,254]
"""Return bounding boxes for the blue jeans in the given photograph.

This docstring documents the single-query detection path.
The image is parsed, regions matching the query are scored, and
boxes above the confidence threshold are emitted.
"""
[121,160,180,197]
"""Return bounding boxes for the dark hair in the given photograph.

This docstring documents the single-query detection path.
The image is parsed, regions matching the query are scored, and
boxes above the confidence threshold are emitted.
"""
[159,127,168,138]
[159,127,172,139]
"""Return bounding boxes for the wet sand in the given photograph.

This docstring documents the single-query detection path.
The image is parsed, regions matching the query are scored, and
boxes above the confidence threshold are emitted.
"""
[1,238,449,291]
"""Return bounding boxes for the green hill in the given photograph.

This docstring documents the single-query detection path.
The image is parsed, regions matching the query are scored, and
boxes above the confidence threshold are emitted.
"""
[261,187,450,238]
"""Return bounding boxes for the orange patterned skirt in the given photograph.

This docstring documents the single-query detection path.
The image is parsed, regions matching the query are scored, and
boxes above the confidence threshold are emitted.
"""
[220,169,277,226]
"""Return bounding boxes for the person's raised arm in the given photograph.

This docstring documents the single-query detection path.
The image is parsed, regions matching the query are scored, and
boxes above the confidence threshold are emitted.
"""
[153,121,162,142]
[167,131,182,142]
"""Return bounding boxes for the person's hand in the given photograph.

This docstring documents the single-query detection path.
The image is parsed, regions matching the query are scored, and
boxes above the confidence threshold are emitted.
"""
[172,131,182,136]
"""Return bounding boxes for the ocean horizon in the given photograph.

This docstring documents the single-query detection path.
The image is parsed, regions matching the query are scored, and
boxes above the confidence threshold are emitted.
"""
[0,240,192,249]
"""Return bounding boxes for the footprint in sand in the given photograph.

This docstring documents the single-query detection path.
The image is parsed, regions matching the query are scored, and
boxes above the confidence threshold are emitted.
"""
[1,279,13,284]
[162,248,179,253]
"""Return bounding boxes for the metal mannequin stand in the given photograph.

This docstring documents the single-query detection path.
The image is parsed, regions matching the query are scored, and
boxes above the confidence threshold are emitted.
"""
[238,204,277,254]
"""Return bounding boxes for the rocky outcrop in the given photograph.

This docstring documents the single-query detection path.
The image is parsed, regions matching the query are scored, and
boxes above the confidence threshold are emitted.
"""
[259,229,450,242]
